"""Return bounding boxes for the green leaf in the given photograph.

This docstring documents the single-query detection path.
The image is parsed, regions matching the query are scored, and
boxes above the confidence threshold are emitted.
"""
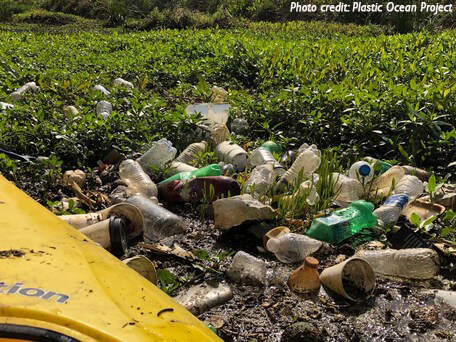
[193,249,210,261]
[397,144,409,160]
[440,226,453,238]
[428,174,436,193]
[421,215,437,227]
[410,212,421,227]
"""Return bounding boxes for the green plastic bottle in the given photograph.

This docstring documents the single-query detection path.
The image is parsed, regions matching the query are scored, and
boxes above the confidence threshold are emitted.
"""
[306,200,378,245]
[261,141,281,154]
[159,164,221,184]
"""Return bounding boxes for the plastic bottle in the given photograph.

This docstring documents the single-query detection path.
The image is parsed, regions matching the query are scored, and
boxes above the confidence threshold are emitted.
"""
[126,195,186,241]
[158,176,240,204]
[186,103,230,125]
[261,141,281,154]
[113,77,134,89]
[348,161,374,183]
[231,118,249,136]
[306,200,378,245]
[333,173,364,206]
[373,194,409,226]
[119,159,158,199]
[166,161,197,176]
[266,233,323,263]
[218,162,236,176]
[11,82,39,102]
[364,157,392,175]
[371,165,405,197]
[245,163,275,197]
[137,138,177,170]
[93,84,111,96]
[0,102,14,110]
[248,147,276,167]
[276,145,321,191]
[96,101,112,119]
[227,251,267,285]
[402,165,430,181]
[210,86,227,103]
[174,141,207,165]
[159,164,221,184]
[356,248,440,279]
[288,257,321,294]
[215,141,248,172]
[393,175,423,199]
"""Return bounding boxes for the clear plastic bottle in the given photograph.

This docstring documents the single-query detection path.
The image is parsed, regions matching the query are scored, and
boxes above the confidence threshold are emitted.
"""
[245,163,275,197]
[113,77,134,89]
[11,82,39,102]
[266,233,323,264]
[231,118,249,136]
[276,145,321,191]
[227,251,267,285]
[210,86,227,103]
[96,100,112,119]
[119,159,158,199]
[137,138,177,170]
[0,102,14,110]
[356,248,440,279]
[333,173,364,206]
[174,141,207,165]
[393,175,423,199]
[126,195,186,241]
[248,147,276,167]
[348,161,374,183]
[371,165,405,197]
[215,141,248,172]
[93,84,111,96]
[373,194,409,226]
[186,103,230,125]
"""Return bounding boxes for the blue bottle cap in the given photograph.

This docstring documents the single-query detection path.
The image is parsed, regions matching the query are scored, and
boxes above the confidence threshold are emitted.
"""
[359,164,371,177]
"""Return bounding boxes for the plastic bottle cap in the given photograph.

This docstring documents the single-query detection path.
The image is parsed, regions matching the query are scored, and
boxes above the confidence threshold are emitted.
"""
[304,257,319,268]
[359,164,371,177]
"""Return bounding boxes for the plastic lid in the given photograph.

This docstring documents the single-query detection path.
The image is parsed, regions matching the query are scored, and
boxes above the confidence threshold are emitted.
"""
[359,164,371,177]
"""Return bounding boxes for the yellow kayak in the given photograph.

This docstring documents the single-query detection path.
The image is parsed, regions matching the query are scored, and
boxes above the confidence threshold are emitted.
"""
[0,174,222,342]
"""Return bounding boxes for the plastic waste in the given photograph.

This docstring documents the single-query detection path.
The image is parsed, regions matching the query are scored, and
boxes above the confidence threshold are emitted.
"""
[333,173,364,206]
[113,77,134,89]
[175,282,233,315]
[62,169,86,188]
[63,105,78,116]
[245,163,275,197]
[266,233,323,263]
[276,145,321,191]
[371,165,405,197]
[93,84,111,96]
[393,175,423,199]
[364,157,392,175]
[227,251,267,285]
[158,176,240,204]
[373,194,409,226]
[288,257,321,294]
[186,103,230,125]
[248,147,276,167]
[123,255,157,285]
[11,82,39,102]
[160,164,221,184]
[79,217,128,257]
[230,118,249,135]
[126,195,186,241]
[218,162,236,176]
[215,141,248,172]
[0,102,14,110]
[96,100,112,119]
[166,161,197,176]
[306,200,377,245]
[280,174,320,207]
[174,141,207,165]
[119,159,158,199]
[402,165,430,181]
[280,150,296,167]
[197,123,230,145]
[261,141,281,154]
[356,248,440,279]
[137,138,177,170]
[263,226,290,250]
[348,161,374,183]
[210,86,227,103]
[387,226,431,249]
[402,199,446,224]
[319,257,376,302]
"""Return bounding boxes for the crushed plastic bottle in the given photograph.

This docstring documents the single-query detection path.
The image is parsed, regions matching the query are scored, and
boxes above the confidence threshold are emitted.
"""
[215,141,248,172]
[174,141,207,165]
[230,118,249,136]
[374,194,409,226]
[227,251,267,285]
[306,200,378,245]
[402,165,430,181]
[333,173,364,206]
[248,147,276,167]
[119,159,158,199]
[126,195,186,241]
[276,144,321,191]
[245,163,275,197]
[137,138,177,170]
[113,77,134,89]
[356,248,440,279]
[166,161,197,176]
[266,233,323,264]
[348,161,374,183]
[96,100,112,119]
[93,84,111,96]
[11,82,40,102]
[371,165,405,197]
[210,86,227,103]
[393,175,423,199]
[186,103,230,125]
[281,174,320,206]
[159,164,221,184]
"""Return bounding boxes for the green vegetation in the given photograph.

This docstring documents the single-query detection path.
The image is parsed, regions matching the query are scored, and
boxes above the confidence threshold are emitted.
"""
[0,21,455,202]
